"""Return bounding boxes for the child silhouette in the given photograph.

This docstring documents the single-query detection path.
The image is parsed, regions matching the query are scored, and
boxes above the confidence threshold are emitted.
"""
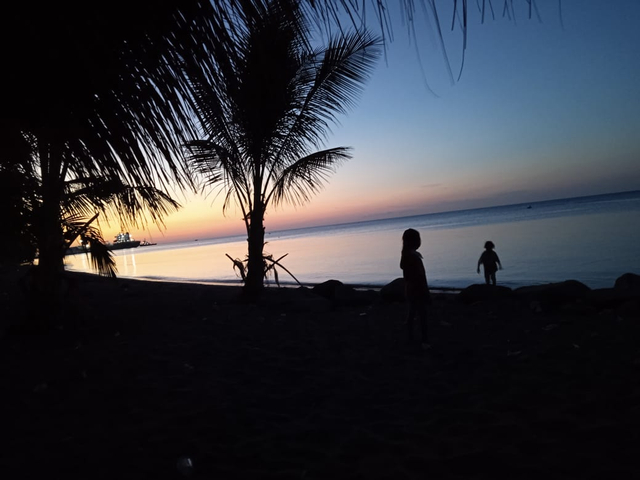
[477,240,502,286]
[400,228,431,349]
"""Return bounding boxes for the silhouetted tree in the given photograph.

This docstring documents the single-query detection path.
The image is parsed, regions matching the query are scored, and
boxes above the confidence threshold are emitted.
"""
[0,130,38,266]
[1,3,219,306]
[187,0,381,297]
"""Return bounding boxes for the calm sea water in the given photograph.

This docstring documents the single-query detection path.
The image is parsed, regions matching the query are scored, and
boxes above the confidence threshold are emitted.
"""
[65,191,640,290]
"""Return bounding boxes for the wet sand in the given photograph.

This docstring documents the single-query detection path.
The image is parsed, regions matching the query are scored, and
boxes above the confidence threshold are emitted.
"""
[1,268,640,479]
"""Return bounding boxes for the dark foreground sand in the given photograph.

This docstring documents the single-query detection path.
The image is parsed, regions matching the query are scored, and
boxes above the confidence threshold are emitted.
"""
[1,267,640,479]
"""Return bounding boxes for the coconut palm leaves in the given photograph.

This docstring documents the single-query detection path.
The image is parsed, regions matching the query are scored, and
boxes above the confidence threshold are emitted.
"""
[187,0,381,296]
[59,175,181,278]
[62,177,181,234]
[267,147,352,206]
[61,213,116,278]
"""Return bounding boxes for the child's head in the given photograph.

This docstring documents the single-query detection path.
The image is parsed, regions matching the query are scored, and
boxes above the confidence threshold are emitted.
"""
[484,240,495,250]
[403,228,421,250]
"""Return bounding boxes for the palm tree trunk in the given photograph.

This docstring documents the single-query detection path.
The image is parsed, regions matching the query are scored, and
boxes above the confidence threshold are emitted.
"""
[33,140,65,323]
[244,204,265,299]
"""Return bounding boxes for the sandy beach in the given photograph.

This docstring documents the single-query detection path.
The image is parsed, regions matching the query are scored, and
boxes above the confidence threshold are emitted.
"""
[1,267,640,479]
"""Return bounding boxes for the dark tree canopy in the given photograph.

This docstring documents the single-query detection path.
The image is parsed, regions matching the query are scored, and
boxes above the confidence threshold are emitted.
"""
[1,2,226,192]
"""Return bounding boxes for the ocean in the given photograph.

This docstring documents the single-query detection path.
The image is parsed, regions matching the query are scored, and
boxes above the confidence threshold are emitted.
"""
[64,190,640,290]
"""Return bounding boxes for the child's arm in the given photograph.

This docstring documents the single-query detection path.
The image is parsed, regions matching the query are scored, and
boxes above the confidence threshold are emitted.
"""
[496,253,502,270]
[477,256,482,274]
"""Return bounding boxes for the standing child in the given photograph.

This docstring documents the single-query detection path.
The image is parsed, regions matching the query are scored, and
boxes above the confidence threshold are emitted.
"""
[477,240,502,285]
[400,228,431,349]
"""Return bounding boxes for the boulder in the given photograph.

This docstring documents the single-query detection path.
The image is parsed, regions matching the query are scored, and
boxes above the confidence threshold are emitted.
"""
[614,273,640,291]
[458,284,513,305]
[312,279,344,300]
[380,278,405,303]
[311,280,377,307]
[513,280,590,307]
[587,288,639,310]
[617,299,640,319]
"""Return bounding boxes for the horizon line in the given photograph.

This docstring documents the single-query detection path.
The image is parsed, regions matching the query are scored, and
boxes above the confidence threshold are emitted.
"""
[179,188,640,245]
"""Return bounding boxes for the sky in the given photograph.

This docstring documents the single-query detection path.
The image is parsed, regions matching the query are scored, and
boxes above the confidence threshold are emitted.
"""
[103,1,640,244]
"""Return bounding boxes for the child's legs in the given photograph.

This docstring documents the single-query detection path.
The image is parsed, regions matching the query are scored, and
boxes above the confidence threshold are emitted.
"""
[406,303,416,339]
[484,270,491,285]
[490,272,496,285]
[417,301,428,343]
[407,300,428,342]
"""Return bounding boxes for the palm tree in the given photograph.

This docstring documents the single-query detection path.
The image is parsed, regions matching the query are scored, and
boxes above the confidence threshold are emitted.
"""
[1,3,222,304]
[0,129,181,328]
[186,0,382,297]
[58,172,182,277]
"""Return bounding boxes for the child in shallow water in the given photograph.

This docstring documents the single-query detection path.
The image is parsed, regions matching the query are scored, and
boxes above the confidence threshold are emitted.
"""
[400,228,431,349]
[477,240,502,285]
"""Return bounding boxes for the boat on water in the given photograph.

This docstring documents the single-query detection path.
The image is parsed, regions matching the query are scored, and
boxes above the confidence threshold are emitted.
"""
[107,232,140,251]
[66,232,140,255]
[139,239,157,247]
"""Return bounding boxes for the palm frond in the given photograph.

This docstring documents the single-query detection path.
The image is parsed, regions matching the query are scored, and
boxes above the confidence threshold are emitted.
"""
[265,252,302,286]
[62,177,181,232]
[3,3,220,194]
[186,139,254,218]
[314,29,382,118]
[273,29,381,165]
[60,213,116,277]
[83,232,117,278]
[61,212,100,251]
[267,147,352,207]
[226,253,247,281]
[226,251,302,287]
[262,28,381,190]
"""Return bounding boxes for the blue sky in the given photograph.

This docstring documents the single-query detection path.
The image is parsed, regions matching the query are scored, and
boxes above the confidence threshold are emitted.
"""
[117,1,640,242]
[321,0,640,219]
